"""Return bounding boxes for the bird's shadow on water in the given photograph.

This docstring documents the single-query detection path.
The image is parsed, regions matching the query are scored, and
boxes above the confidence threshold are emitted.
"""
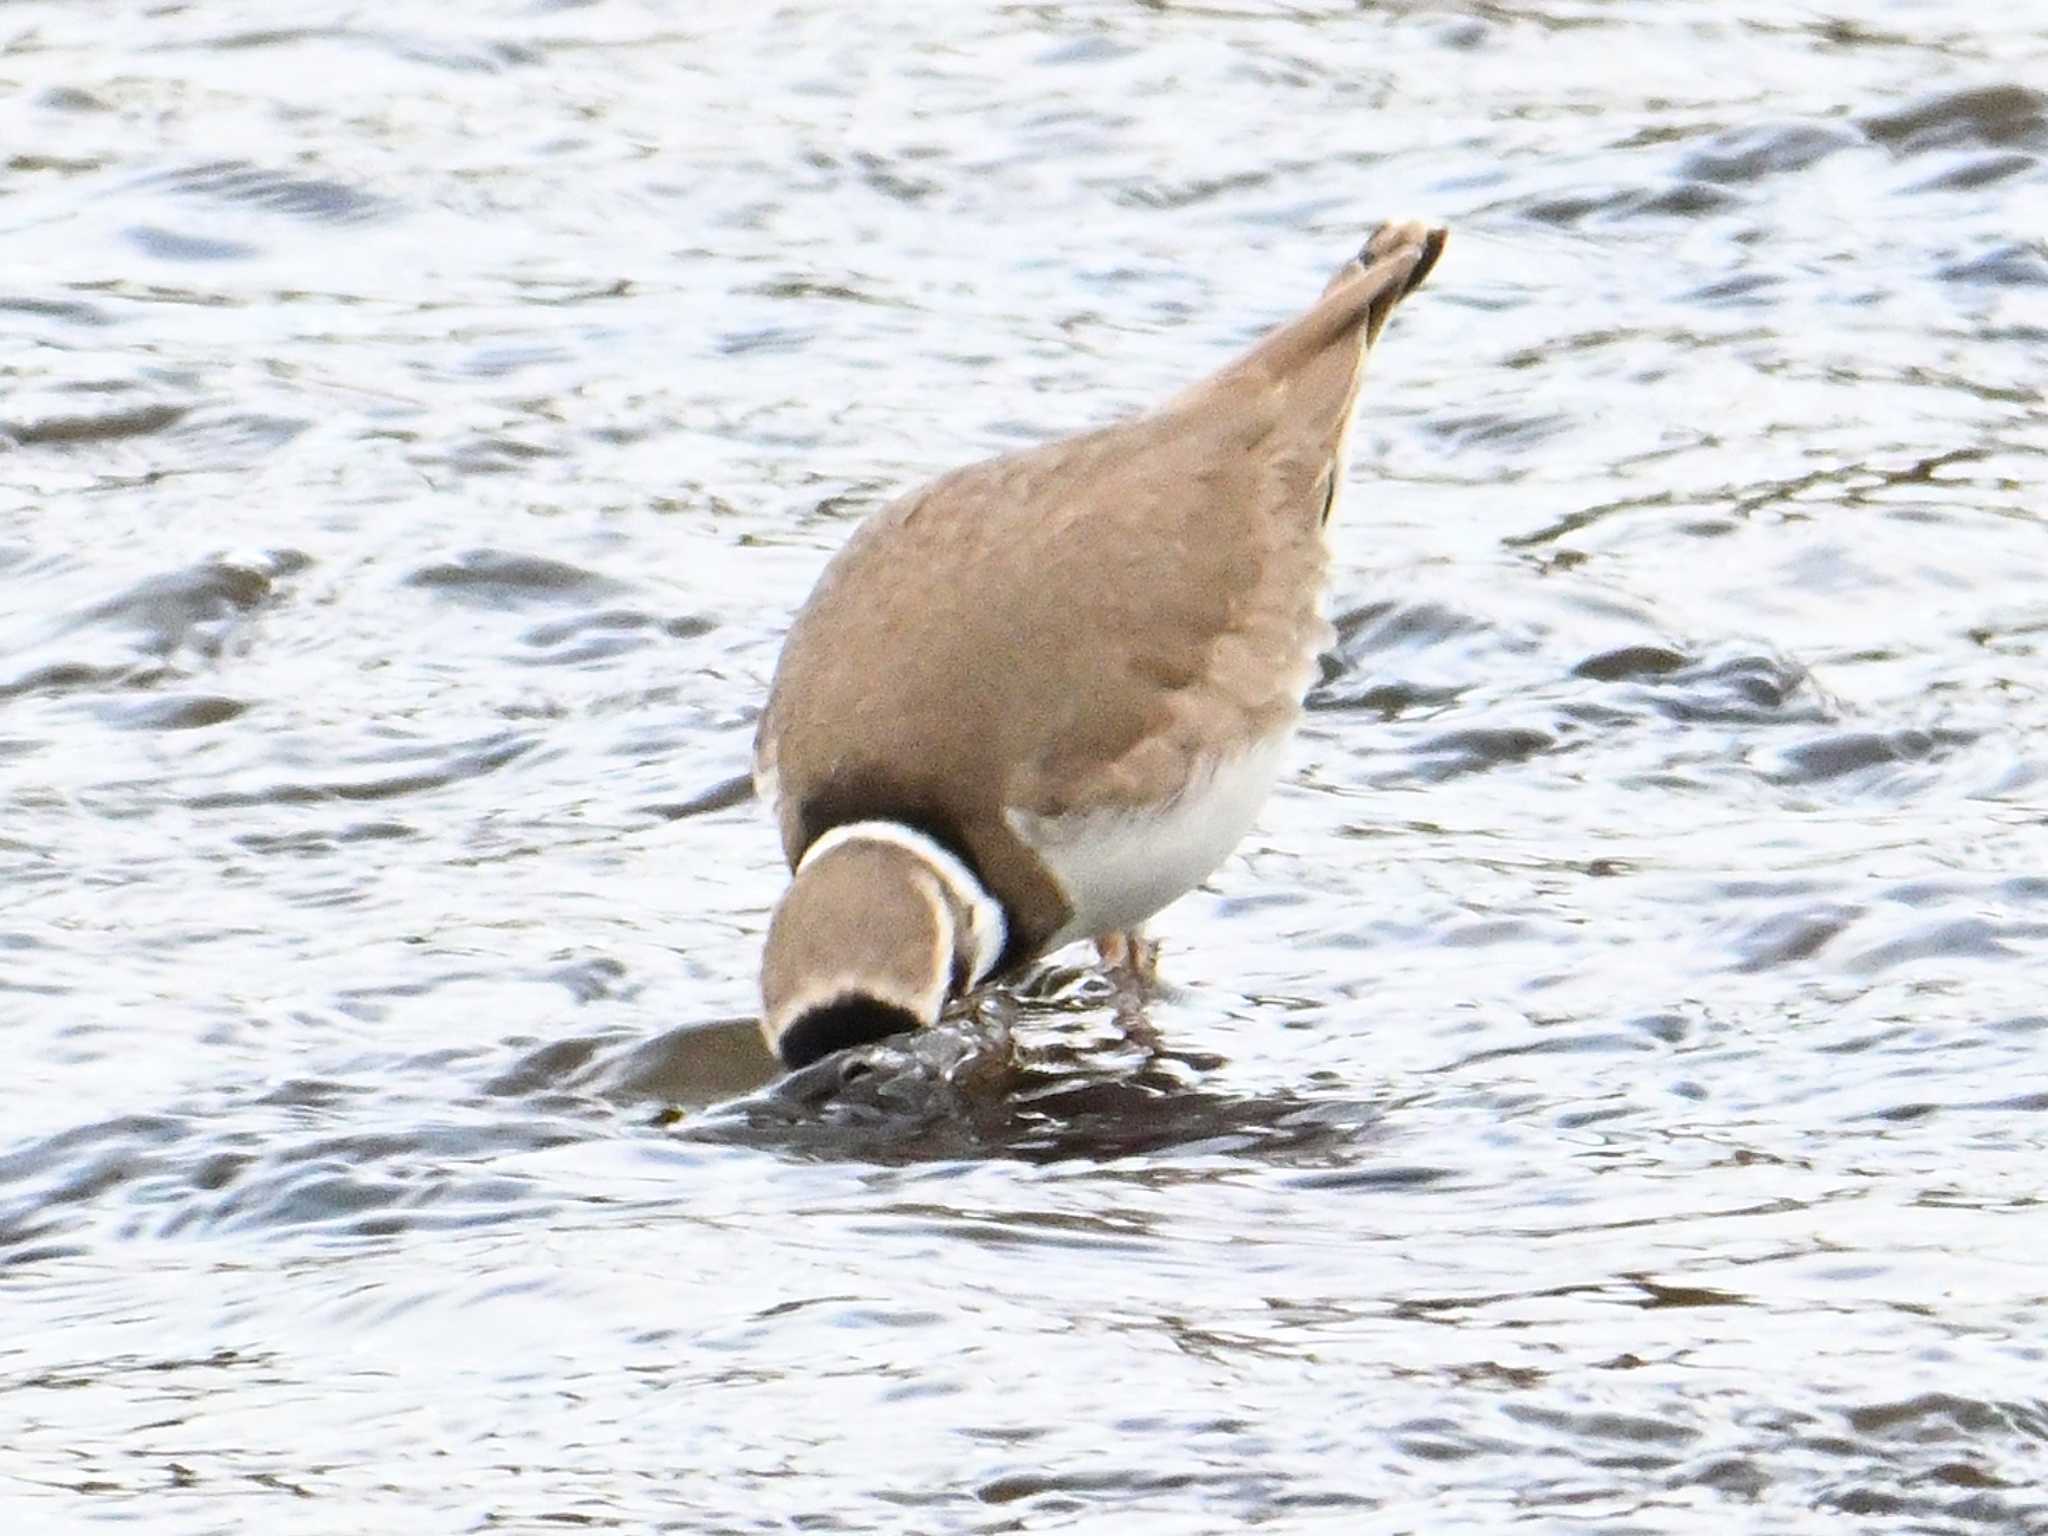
[553,970,1392,1168]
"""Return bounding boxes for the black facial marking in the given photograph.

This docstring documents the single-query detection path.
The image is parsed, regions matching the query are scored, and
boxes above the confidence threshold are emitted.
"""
[797,781,983,882]
[777,995,923,1070]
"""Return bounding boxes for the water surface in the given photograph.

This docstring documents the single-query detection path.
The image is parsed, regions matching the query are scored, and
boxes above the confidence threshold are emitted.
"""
[3,2,2046,1530]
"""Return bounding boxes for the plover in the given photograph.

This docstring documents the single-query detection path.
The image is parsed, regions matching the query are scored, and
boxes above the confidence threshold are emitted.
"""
[754,220,1446,1069]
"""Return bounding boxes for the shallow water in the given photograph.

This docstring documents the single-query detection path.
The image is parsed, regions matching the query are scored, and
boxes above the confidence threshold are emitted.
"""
[4,1,2046,1530]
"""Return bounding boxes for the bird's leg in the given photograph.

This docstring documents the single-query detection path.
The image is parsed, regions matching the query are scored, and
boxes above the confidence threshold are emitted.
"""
[1093,927,1162,987]
[1096,929,1165,1054]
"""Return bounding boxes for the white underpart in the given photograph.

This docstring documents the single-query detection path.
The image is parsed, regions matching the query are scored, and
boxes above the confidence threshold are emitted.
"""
[1011,729,1296,953]
[797,819,1008,988]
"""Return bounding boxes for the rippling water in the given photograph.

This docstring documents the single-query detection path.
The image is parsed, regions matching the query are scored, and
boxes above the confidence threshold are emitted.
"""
[5,2,2046,1530]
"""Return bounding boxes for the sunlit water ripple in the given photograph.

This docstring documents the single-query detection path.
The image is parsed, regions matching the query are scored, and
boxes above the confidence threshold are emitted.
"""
[3,2,2045,1530]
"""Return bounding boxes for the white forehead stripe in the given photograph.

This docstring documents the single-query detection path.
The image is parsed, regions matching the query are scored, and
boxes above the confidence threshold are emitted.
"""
[798,820,1007,989]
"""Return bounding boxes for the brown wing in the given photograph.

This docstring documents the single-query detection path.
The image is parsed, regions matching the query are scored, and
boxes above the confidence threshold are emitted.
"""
[755,224,1443,955]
